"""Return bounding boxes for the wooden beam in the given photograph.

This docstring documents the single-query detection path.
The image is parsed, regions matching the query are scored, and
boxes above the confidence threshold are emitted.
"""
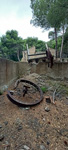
[28,52,46,57]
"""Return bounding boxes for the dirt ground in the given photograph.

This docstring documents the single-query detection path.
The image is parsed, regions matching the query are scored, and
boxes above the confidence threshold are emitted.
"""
[0,73,68,150]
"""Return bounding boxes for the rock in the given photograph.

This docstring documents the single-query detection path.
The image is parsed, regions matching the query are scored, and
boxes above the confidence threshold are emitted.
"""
[23,145,30,150]
[47,141,50,145]
[5,141,9,145]
[55,148,58,150]
[40,145,46,150]
[5,141,10,147]
[2,85,8,91]
[20,107,30,110]
[18,125,23,131]
[15,118,22,125]
[45,107,50,112]
[0,125,2,128]
[25,107,30,110]
[0,134,4,141]
[43,118,45,121]
[4,121,8,125]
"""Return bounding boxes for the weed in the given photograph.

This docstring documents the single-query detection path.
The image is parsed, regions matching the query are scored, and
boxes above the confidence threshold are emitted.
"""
[0,91,3,95]
[41,86,48,93]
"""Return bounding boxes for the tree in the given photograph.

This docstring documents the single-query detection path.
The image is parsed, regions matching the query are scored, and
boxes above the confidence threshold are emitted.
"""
[47,1,62,58]
[56,0,68,60]
[30,0,50,30]
[22,37,46,52]
[0,30,23,61]
[30,0,58,58]
[36,40,46,52]
[47,0,68,59]
[63,27,68,57]
[30,0,68,59]
[26,37,38,48]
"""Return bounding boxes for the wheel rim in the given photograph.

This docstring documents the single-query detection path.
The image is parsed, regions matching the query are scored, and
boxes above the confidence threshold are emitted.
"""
[7,79,43,106]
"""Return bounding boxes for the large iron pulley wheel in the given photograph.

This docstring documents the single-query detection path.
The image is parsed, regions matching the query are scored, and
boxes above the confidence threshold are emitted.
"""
[7,79,43,106]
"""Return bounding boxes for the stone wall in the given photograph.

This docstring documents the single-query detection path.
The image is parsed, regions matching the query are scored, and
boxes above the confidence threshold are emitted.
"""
[0,58,18,91]
[31,62,68,80]
[18,62,31,77]
[0,58,68,91]
[18,61,68,80]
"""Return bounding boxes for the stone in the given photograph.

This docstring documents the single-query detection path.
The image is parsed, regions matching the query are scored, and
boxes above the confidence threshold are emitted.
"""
[40,145,46,150]
[4,121,8,125]
[45,107,50,112]
[43,118,45,121]
[0,134,4,141]
[20,107,30,110]
[25,107,30,110]
[18,125,23,131]
[55,148,58,150]
[47,141,50,145]
[15,118,22,125]
[2,85,8,91]
[5,141,9,145]
[23,145,30,150]
[0,125,2,128]
[5,141,10,147]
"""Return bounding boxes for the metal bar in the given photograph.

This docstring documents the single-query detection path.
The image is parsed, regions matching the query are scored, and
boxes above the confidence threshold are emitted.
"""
[28,52,46,56]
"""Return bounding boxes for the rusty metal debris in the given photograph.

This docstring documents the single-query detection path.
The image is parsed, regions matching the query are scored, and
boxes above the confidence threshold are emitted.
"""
[7,79,43,106]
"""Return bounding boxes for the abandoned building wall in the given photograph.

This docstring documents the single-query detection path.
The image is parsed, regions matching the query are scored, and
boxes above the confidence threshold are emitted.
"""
[18,61,68,80]
[0,58,18,91]
[18,62,31,77]
[31,62,68,80]
[0,58,68,91]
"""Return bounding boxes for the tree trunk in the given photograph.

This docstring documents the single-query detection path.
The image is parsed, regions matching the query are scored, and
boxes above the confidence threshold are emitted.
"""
[60,26,64,61]
[26,44,30,60]
[54,28,57,59]
[17,49,20,61]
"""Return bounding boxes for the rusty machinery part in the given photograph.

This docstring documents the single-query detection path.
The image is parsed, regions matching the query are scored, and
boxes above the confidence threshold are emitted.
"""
[7,79,43,106]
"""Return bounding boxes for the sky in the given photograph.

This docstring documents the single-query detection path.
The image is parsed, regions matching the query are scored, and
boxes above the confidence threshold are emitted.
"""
[0,0,50,42]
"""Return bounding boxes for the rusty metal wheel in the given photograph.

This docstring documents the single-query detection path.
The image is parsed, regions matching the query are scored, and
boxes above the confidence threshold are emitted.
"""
[7,79,43,106]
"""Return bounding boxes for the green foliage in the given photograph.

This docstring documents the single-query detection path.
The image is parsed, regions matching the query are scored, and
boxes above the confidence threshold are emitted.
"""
[26,37,38,48]
[48,31,55,40]
[36,40,46,52]
[47,28,68,57]
[6,30,18,40]
[0,30,23,61]
[47,40,56,49]
[30,0,50,30]
[0,91,3,95]
[0,30,46,61]
[41,86,48,93]
[47,36,63,50]
[22,37,46,52]
[57,36,62,50]
[63,28,68,56]
[30,0,68,58]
